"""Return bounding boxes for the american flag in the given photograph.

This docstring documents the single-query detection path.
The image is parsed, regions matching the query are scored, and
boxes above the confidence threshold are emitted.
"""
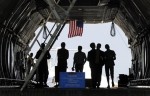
[68,20,84,38]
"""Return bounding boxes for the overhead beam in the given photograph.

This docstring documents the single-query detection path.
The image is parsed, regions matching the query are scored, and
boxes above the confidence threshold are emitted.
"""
[45,0,61,22]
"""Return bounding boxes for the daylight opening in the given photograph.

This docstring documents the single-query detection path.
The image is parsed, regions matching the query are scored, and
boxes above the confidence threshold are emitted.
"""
[30,22,132,88]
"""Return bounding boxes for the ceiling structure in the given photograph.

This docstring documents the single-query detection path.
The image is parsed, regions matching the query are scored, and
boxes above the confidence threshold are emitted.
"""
[0,0,150,87]
[0,0,150,49]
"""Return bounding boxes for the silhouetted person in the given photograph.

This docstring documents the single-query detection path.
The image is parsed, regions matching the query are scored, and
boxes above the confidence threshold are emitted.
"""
[87,42,97,88]
[104,44,116,88]
[26,53,34,76]
[56,42,69,86]
[16,50,25,80]
[95,43,104,88]
[72,46,86,72]
[35,43,51,87]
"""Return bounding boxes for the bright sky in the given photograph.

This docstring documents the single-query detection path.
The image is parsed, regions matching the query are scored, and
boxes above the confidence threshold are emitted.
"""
[31,22,132,87]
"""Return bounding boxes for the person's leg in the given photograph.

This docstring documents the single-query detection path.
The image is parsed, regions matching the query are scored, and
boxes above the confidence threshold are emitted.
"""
[62,67,67,72]
[97,66,103,88]
[20,66,23,80]
[77,64,83,72]
[91,68,95,88]
[54,66,59,87]
[105,66,110,88]
[26,65,29,76]
[91,67,97,88]
[75,69,79,72]
[57,66,61,86]
[38,70,43,86]
[75,65,79,72]
[110,66,114,87]
[26,65,31,76]
[80,65,84,72]
[95,65,100,88]
[36,69,39,84]
[44,67,49,87]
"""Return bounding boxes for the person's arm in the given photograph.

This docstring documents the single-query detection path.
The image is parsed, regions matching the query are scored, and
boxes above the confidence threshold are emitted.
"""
[113,51,116,60]
[66,50,69,59]
[83,53,86,64]
[72,62,75,71]
[87,52,89,61]
[73,60,75,68]
[57,49,59,58]
[72,53,76,71]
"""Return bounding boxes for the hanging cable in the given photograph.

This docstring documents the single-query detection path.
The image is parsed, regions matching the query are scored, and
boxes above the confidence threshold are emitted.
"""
[110,21,116,37]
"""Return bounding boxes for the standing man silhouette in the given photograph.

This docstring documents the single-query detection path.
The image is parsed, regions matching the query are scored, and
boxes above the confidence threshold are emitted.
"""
[95,43,104,88]
[26,53,34,76]
[72,46,86,72]
[35,43,51,87]
[104,44,116,88]
[57,42,69,86]
[87,42,97,88]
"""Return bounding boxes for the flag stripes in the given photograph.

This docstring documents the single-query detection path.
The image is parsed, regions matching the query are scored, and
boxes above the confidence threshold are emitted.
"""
[68,20,83,38]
